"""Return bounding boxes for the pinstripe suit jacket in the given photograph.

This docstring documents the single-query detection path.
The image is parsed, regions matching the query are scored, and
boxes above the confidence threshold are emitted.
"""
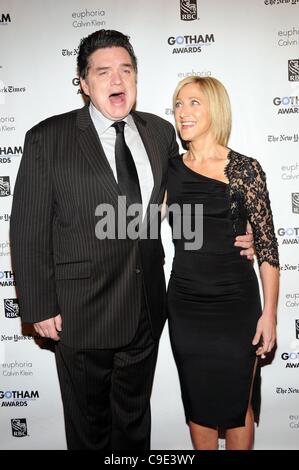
[10,104,179,348]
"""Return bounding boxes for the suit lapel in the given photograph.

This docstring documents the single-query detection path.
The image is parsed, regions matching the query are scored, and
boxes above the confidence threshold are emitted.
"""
[76,106,163,221]
[77,105,121,203]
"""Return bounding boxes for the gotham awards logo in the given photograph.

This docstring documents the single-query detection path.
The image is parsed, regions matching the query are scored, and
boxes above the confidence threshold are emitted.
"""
[180,0,198,21]
[0,13,11,25]
[288,59,299,81]
[292,193,299,214]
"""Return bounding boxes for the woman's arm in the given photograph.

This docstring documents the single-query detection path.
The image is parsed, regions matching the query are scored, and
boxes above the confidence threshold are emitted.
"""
[243,158,280,356]
[252,263,279,356]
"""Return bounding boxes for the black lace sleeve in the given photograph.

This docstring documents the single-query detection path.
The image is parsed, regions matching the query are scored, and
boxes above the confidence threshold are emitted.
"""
[243,159,279,268]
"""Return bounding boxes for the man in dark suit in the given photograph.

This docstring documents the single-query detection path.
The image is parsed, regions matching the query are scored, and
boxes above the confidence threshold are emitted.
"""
[10,29,253,450]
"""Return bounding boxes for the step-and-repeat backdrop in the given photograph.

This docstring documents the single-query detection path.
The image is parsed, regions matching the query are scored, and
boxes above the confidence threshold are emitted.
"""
[0,0,298,450]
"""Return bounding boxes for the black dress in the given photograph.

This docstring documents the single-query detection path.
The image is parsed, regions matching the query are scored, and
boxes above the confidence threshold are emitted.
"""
[167,150,279,428]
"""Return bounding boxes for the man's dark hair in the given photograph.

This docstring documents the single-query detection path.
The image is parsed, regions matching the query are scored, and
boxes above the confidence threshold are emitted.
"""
[77,29,138,78]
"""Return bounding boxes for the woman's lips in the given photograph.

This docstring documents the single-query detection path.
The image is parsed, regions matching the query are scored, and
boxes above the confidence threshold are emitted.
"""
[180,121,196,129]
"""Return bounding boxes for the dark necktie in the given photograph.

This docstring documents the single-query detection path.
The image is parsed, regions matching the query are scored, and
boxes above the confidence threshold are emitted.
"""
[112,121,142,206]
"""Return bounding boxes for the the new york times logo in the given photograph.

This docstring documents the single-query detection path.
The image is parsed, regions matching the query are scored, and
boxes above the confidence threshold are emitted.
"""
[4,299,19,319]
[11,418,27,437]
[0,176,10,196]
[180,0,198,21]
[288,59,299,81]
[292,193,299,214]
[296,319,299,339]
[0,13,11,25]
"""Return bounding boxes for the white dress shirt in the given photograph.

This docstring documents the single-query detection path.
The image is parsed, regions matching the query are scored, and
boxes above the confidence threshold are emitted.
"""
[89,102,154,215]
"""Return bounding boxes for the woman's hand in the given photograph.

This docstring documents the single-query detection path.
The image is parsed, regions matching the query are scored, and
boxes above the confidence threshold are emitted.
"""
[252,312,276,358]
[235,222,255,260]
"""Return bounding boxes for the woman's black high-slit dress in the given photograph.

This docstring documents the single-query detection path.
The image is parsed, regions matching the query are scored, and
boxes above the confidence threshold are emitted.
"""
[167,150,279,428]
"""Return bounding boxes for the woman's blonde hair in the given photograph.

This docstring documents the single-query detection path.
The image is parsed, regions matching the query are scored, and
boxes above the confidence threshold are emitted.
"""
[173,76,232,146]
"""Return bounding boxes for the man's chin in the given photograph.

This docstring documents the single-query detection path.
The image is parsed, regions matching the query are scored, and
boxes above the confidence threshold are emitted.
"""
[106,98,136,120]
[107,109,131,121]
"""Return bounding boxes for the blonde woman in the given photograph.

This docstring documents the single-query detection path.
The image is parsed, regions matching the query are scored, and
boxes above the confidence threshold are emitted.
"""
[167,77,279,450]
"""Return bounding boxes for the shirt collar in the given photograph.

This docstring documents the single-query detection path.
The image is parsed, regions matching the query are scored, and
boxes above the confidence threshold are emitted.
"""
[89,102,134,135]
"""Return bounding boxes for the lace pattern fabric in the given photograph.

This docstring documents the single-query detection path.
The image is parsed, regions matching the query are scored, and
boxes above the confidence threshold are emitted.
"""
[225,150,279,268]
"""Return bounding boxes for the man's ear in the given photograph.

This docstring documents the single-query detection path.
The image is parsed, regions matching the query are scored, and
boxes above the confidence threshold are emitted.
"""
[80,77,90,97]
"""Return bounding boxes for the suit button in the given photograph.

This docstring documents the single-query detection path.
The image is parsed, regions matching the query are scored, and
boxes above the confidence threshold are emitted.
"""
[135,268,141,274]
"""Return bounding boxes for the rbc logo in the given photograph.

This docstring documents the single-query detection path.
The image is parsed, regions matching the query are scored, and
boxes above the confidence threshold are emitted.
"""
[11,418,28,437]
[292,193,299,214]
[0,176,10,197]
[4,299,19,318]
[288,59,299,82]
[180,0,197,21]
